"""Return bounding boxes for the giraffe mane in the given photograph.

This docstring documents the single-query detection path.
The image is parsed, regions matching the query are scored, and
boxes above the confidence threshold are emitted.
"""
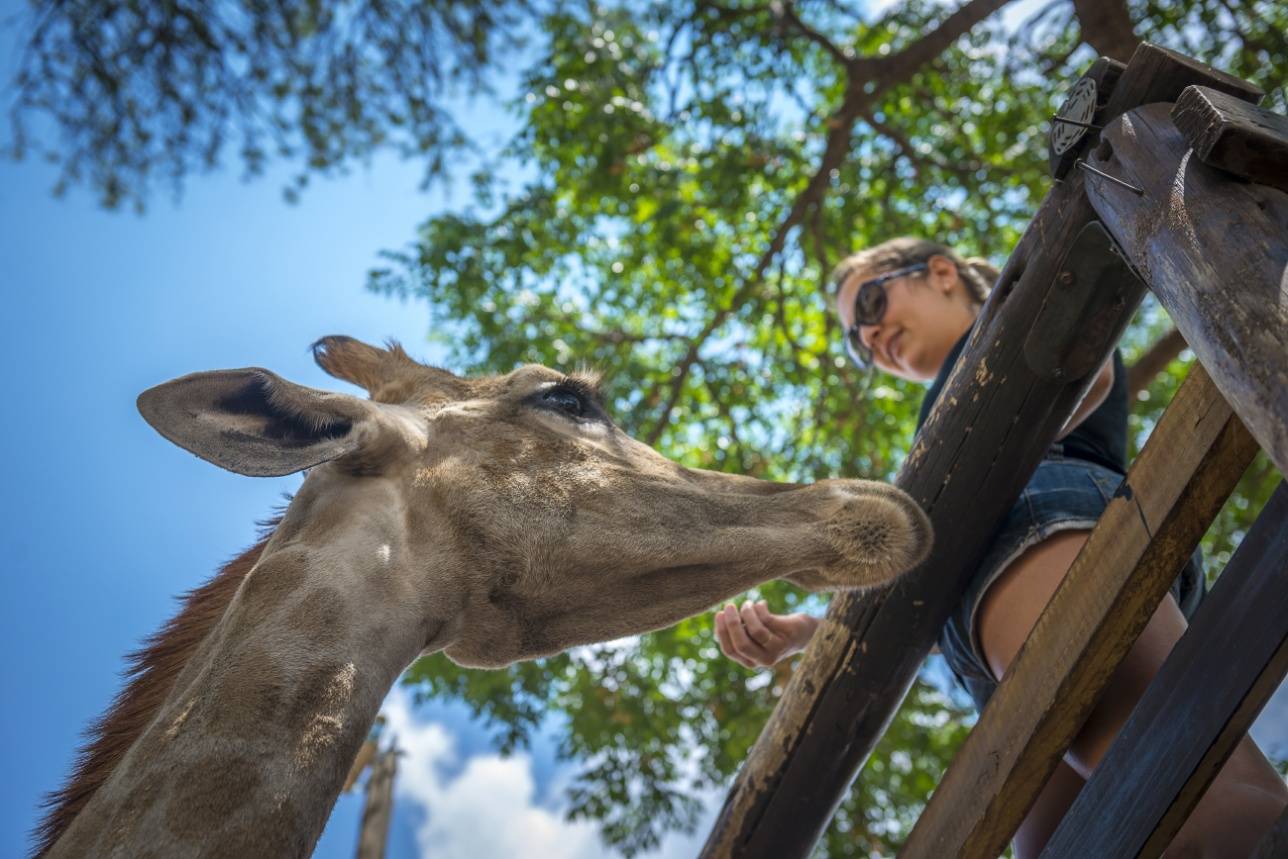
[31,512,284,857]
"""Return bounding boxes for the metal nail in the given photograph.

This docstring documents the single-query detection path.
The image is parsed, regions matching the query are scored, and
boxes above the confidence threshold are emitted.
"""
[1051,114,1102,130]
[1075,159,1144,196]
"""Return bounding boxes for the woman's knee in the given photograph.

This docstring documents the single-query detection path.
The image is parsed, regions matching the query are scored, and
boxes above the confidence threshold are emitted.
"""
[1013,760,1084,859]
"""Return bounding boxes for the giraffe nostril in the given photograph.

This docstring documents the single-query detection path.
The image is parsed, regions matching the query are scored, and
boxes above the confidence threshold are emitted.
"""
[822,484,933,588]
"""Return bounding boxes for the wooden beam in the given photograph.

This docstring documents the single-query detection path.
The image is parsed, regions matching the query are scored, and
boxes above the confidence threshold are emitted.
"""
[1172,85,1288,192]
[699,44,1261,859]
[897,365,1258,859]
[1039,480,1288,859]
[1084,102,1288,477]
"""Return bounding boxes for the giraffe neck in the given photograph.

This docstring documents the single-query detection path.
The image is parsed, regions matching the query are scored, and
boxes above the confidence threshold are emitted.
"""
[48,517,450,858]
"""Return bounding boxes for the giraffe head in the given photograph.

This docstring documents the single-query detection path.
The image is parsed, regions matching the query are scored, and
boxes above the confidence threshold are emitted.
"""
[138,336,932,667]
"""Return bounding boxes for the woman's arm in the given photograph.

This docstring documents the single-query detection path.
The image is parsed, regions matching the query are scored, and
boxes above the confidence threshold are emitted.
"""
[1057,357,1114,439]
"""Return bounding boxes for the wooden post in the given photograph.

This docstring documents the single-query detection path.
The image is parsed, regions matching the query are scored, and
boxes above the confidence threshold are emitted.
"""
[897,366,1258,858]
[1084,102,1288,476]
[356,746,398,859]
[901,365,1251,855]
[343,738,378,794]
[1172,85,1288,192]
[1040,480,1288,859]
[698,44,1261,859]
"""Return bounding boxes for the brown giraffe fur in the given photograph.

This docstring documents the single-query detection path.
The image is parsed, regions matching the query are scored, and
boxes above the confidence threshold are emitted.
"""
[37,336,932,858]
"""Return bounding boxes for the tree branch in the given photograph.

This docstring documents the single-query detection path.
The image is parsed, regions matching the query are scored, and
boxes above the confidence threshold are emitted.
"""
[643,0,1017,444]
[865,111,982,181]
[1126,327,1187,401]
[775,1,851,68]
[1071,0,1140,62]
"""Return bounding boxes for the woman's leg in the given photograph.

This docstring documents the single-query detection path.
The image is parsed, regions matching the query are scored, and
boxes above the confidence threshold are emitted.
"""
[1013,760,1085,859]
[976,529,1288,857]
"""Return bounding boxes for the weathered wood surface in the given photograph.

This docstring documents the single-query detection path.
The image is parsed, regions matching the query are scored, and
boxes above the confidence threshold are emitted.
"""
[699,44,1261,859]
[1040,480,1288,859]
[1084,103,1288,477]
[1172,85,1288,192]
[898,365,1258,859]
[1253,806,1288,859]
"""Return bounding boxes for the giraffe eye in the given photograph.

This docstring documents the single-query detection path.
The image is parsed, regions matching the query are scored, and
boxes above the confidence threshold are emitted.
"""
[542,387,586,418]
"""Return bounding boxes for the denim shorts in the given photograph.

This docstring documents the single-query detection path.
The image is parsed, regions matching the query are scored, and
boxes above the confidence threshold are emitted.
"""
[937,452,1206,712]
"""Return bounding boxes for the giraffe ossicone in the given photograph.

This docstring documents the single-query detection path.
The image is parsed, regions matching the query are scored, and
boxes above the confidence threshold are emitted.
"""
[37,336,931,857]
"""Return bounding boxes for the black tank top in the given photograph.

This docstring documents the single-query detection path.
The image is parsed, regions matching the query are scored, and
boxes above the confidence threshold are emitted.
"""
[914,328,1128,475]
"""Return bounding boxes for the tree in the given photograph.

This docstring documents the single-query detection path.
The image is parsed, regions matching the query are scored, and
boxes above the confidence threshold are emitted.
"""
[5,0,538,209]
[10,0,1287,853]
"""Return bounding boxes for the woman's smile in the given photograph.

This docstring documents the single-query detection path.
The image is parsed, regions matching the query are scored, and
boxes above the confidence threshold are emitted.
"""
[887,328,905,365]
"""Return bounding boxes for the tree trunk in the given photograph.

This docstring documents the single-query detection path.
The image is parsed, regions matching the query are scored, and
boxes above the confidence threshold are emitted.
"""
[355,747,397,859]
[1072,0,1141,62]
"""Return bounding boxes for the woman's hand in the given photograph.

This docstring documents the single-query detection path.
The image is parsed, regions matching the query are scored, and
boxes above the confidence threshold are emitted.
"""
[713,600,820,669]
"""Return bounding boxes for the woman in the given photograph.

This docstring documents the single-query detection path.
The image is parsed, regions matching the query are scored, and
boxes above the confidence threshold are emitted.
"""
[713,237,1288,857]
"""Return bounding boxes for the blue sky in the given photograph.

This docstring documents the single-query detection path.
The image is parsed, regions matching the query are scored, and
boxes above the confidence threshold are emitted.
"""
[0,5,716,856]
[2,2,1286,857]
[0,128,715,856]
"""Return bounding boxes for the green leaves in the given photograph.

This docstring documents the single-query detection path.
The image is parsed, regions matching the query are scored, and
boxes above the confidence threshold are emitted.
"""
[366,3,1287,852]
[369,3,1286,852]
[6,0,534,210]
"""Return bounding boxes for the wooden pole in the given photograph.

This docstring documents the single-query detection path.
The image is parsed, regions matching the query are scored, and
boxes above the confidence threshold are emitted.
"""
[355,746,398,859]
[898,365,1258,858]
[343,738,378,794]
[1084,102,1288,475]
[699,44,1261,859]
[1040,480,1288,859]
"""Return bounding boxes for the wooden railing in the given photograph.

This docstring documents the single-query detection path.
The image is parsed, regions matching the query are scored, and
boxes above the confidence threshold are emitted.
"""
[700,43,1287,859]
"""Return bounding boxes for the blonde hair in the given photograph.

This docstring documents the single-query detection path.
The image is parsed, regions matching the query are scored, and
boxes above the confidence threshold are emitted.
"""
[830,237,998,306]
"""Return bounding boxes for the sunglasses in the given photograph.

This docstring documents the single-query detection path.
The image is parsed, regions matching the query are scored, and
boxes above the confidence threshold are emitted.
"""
[842,262,929,368]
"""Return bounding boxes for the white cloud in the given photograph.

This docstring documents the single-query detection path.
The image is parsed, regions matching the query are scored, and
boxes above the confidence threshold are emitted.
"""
[382,687,601,858]
[379,686,728,859]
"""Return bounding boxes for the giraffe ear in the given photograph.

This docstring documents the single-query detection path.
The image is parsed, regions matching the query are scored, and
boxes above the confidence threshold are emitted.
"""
[137,368,390,477]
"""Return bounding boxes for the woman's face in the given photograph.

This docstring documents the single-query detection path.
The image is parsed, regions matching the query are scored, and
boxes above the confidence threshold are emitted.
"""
[836,254,978,382]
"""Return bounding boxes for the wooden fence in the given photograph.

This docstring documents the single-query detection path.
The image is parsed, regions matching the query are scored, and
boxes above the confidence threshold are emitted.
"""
[699,43,1288,858]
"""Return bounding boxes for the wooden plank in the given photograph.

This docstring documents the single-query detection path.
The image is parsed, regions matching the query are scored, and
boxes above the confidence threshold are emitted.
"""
[1172,85,1288,193]
[897,365,1258,859]
[699,44,1262,859]
[1040,480,1288,859]
[1085,102,1288,477]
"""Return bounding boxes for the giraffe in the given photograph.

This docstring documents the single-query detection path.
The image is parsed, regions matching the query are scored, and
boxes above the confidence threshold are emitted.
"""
[35,336,932,858]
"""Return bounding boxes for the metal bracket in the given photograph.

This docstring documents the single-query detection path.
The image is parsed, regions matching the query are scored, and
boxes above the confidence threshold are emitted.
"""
[1050,57,1125,180]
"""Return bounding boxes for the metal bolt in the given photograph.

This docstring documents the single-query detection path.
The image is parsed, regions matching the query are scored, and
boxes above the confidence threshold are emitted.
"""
[1076,159,1144,196]
[1051,114,1102,130]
